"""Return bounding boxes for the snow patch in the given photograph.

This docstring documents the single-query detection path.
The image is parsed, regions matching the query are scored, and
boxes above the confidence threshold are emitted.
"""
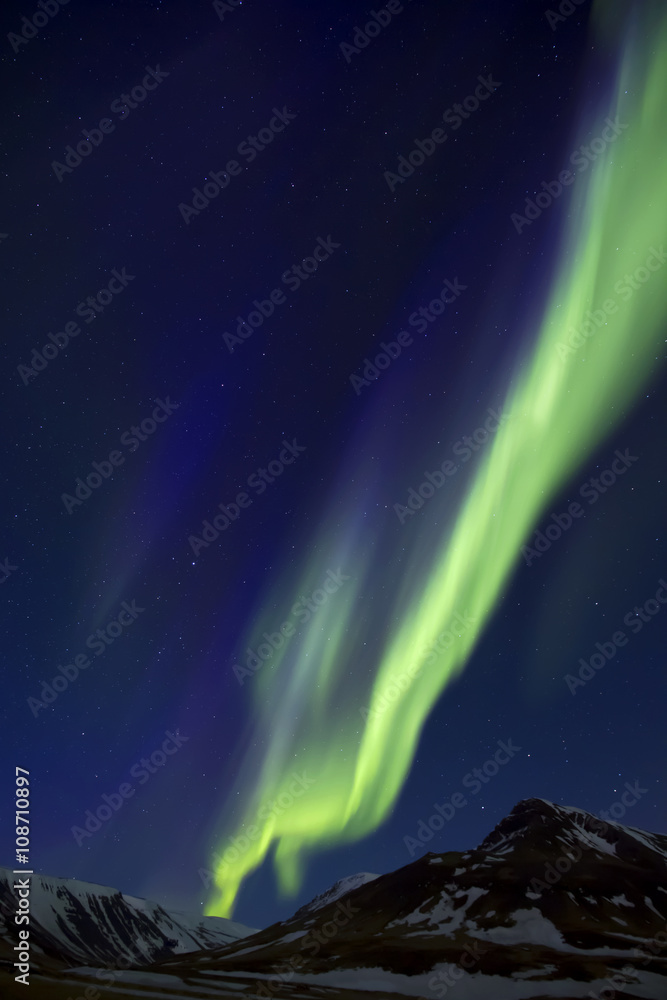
[643,895,665,917]
[277,930,306,943]
[468,908,566,948]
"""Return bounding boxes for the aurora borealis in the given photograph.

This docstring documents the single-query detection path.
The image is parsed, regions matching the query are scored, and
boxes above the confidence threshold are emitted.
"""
[205,1,667,917]
[2,0,665,933]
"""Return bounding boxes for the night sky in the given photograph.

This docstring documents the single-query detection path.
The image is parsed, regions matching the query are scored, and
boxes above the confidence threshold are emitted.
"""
[2,0,665,932]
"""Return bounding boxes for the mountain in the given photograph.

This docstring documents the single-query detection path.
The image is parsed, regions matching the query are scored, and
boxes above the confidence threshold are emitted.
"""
[292,871,380,917]
[0,866,257,975]
[2,798,666,998]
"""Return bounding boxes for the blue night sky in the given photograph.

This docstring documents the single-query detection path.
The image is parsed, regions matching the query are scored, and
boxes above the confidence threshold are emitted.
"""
[2,0,665,931]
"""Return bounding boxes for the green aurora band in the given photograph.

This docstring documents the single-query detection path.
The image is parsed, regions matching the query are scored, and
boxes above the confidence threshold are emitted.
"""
[206,4,667,917]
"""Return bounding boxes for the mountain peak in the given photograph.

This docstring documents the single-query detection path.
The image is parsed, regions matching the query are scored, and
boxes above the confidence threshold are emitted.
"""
[478,796,667,872]
[0,867,257,970]
[3,800,666,999]
[477,797,567,851]
[294,871,379,917]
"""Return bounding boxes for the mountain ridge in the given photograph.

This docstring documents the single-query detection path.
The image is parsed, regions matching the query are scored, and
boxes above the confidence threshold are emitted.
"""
[2,797,665,998]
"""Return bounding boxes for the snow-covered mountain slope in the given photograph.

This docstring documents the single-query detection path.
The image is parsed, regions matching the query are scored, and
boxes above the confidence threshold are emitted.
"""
[293,871,380,917]
[153,798,667,997]
[0,866,257,972]
[2,799,666,998]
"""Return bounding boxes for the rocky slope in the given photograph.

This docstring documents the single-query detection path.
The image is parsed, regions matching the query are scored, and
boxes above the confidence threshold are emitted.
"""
[2,799,666,998]
[0,865,257,973]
